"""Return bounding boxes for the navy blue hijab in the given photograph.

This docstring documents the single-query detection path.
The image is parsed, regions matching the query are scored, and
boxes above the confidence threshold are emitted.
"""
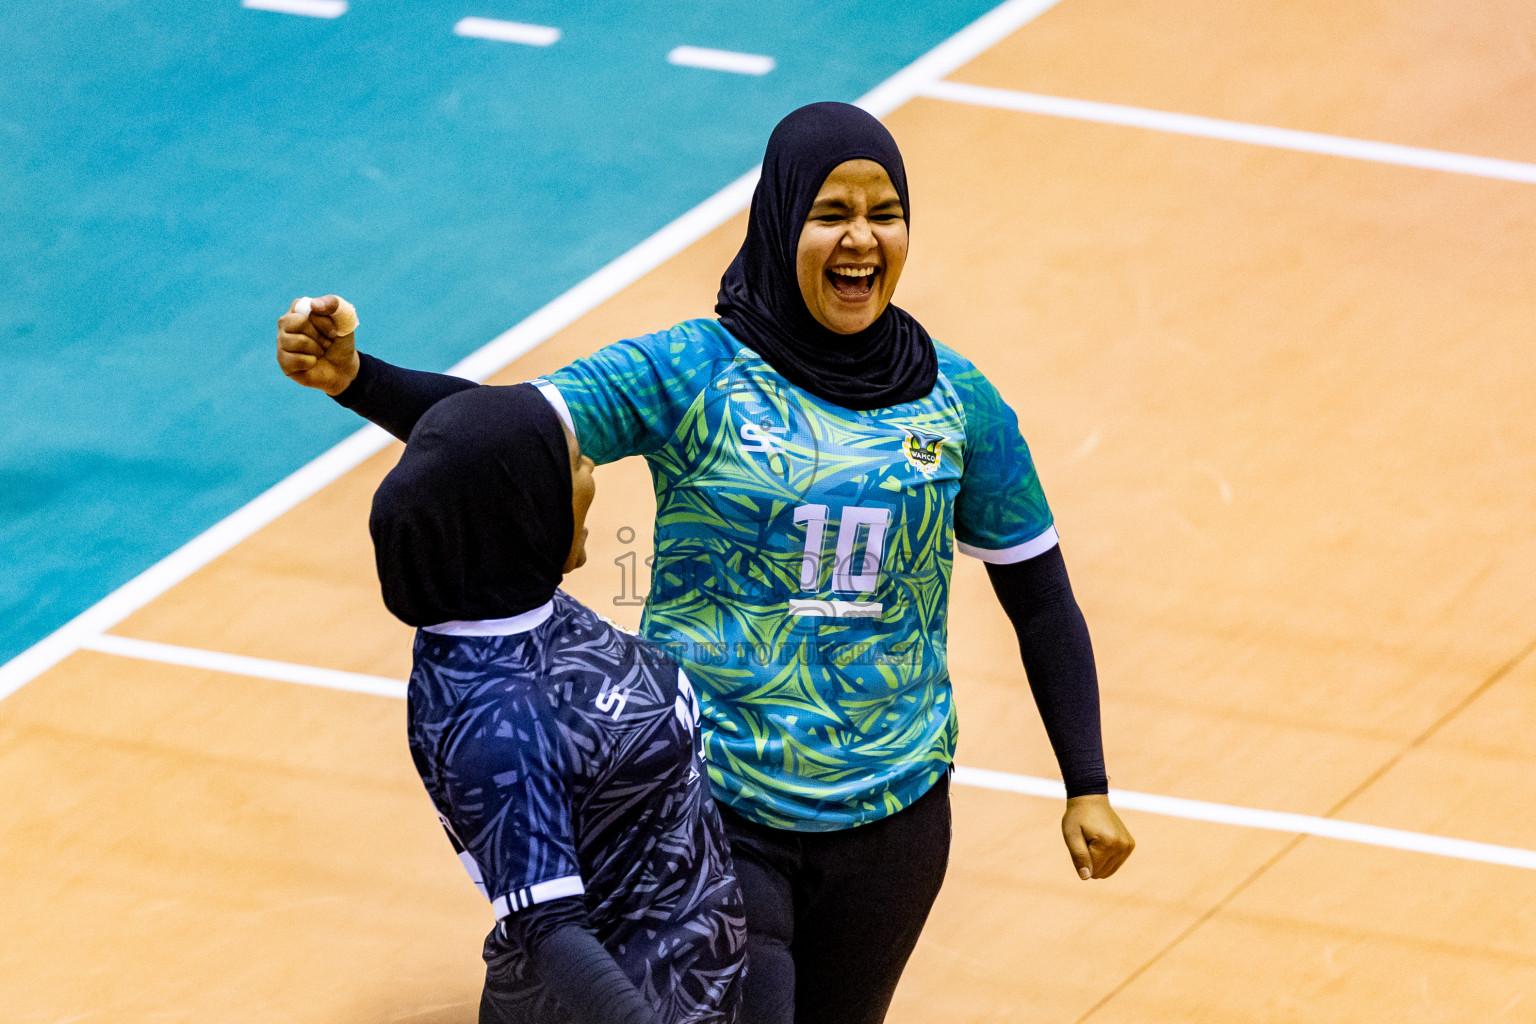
[370,384,572,626]
[716,102,938,410]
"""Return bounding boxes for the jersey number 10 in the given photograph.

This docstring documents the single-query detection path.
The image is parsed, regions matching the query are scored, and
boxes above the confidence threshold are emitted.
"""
[791,505,891,618]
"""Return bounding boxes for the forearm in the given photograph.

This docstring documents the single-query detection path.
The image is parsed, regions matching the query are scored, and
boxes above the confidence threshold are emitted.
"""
[332,352,479,441]
[986,547,1108,797]
[503,898,662,1024]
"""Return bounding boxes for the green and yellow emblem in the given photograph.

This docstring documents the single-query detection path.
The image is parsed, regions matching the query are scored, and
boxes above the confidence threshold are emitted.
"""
[901,428,945,475]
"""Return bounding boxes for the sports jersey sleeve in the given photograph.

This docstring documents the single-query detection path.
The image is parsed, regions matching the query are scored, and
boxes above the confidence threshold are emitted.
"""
[947,350,1058,563]
[435,699,586,921]
[538,323,720,466]
[501,900,665,1024]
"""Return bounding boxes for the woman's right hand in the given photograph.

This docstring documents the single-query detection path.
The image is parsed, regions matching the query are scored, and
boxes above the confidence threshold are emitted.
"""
[276,294,360,396]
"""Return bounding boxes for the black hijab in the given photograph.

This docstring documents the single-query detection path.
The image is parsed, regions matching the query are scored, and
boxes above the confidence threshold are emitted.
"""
[369,384,572,626]
[716,101,938,410]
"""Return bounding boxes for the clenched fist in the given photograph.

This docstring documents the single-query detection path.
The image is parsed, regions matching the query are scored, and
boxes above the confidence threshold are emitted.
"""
[1062,794,1135,880]
[276,294,361,396]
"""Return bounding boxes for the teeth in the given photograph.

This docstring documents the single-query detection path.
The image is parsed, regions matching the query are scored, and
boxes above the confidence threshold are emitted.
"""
[829,266,876,278]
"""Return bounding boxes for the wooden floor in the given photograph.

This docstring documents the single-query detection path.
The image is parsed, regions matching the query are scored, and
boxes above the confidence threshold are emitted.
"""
[5,1,1535,1020]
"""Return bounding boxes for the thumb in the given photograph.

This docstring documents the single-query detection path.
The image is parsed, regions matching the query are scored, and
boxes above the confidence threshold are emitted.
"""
[1064,823,1092,880]
[311,295,340,316]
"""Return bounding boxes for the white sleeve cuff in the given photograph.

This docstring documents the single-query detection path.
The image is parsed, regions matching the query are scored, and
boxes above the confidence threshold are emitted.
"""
[530,379,575,435]
[490,874,586,919]
[956,525,1059,564]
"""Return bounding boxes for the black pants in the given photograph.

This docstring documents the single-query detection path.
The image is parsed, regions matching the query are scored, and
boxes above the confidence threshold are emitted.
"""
[718,770,952,1024]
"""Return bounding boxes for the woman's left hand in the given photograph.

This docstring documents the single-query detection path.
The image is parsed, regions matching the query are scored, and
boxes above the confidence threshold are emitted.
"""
[1061,794,1135,880]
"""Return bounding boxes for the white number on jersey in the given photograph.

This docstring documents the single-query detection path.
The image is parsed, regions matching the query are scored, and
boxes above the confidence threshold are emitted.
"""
[789,504,891,619]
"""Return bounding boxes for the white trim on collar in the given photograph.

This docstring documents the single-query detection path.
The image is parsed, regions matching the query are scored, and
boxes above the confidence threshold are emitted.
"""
[421,599,556,636]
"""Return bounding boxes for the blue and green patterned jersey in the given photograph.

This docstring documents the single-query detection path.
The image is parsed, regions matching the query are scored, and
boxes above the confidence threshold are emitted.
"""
[537,319,1056,831]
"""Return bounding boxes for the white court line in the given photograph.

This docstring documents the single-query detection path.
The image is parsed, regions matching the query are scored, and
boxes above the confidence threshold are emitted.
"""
[29,0,1525,883]
[79,634,407,700]
[921,79,1536,185]
[454,17,560,47]
[667,47,776,76]
[954,766,1536,872]
[242,0,347,19]
[0,0,1067,704]
[62,634,1536,873]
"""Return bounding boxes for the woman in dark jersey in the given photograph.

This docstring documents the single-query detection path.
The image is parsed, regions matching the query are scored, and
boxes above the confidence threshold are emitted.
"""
[280,102,1134,1023]
[370,383,745,1024]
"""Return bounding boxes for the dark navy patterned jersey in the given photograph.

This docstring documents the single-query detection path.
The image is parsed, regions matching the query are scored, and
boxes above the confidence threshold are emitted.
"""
[407,589,747,1024]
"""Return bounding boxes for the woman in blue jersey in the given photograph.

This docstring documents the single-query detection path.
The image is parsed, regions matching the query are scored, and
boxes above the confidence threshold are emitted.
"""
[369,384,745,1023]
[278,102,1133,1024]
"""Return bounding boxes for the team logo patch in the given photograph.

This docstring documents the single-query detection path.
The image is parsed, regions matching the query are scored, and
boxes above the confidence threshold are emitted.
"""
[901,428,946,475]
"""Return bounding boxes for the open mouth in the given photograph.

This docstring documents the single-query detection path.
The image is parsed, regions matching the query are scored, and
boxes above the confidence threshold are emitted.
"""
[826,265,879,302]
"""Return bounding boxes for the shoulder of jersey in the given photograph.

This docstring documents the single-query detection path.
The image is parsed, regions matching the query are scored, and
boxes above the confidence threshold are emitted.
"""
[574,604,674,669]
[667,317,745,355]
[595,612,640,637]
[932,338,978,376]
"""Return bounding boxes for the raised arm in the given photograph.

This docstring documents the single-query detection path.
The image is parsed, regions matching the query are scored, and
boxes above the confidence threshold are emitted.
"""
[333,352,477,442]
[537,321,724,466]
[275,294,477,441]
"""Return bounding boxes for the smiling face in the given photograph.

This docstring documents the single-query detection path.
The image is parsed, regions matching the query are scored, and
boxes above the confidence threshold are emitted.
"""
[795,159,908,335]
[562,425,595,573]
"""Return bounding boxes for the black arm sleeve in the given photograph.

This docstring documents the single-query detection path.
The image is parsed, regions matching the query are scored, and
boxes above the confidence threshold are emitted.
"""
[331,352,480,442]
[985,545,1109,797]
[500,897,663,1024]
